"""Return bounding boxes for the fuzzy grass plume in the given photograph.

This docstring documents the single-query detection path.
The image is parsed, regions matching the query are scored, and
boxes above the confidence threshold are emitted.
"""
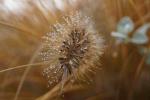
[40,12,104,90]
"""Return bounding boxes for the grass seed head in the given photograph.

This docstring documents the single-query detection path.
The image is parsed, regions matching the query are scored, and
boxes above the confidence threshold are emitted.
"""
[40,11,104,88]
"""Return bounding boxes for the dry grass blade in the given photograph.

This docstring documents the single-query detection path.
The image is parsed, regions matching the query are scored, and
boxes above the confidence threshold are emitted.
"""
[14,44,44,100]
[36,77,95,100]
[0,61,49,73]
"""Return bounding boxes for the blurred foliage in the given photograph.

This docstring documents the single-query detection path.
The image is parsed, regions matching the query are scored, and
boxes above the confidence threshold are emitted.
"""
[0,0,150,100]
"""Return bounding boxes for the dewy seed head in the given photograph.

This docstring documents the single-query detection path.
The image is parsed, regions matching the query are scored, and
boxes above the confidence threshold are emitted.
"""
[59,29,89,75]
[40,11,104,89]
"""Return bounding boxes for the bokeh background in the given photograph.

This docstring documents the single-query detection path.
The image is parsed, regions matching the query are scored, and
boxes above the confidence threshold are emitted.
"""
[0,0,150,100]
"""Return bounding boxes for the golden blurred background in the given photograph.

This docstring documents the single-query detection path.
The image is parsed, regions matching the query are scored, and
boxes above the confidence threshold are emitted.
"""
[0,0,150,100]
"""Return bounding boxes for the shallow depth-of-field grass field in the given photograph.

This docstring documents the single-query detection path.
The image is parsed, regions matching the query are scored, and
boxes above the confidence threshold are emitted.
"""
[0,0,150,100]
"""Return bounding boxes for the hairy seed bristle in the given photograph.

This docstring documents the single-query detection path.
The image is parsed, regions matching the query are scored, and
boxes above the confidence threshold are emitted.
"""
[40,11,104,88]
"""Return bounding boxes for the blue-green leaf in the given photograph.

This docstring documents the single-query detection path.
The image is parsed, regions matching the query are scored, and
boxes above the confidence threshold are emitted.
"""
[117,16,134,34]
[111,32,128,39]
[131,24,150,44]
